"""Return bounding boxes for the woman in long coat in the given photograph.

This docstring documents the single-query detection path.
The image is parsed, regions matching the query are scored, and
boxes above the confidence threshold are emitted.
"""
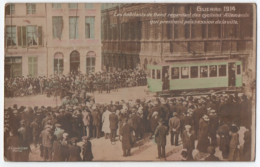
[197,115,210,153]
[102,109,111,138]
[120,119,134,157]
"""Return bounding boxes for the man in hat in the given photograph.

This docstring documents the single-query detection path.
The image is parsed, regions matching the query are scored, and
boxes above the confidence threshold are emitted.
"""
[91,106,101,138]
[154,118,168,159]
[68,137,82,161]
[109,109,119,142]
[82,110,92,138]
[228,124,240,161]
[82,136,93,161]
[197,115,210,153]
[193,104,205,139]
[40,125,53,161]
[120,118,134,157]
[30,118,40,148]
[168,112,181,146]
[217,119,230,159]
[208,109,219,147]
[182,125,195,160]
[129,109,142,141]
[52,134,64,161]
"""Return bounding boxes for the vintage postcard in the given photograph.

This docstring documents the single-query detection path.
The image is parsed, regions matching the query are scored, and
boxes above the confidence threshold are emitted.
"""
[4,3,256,162]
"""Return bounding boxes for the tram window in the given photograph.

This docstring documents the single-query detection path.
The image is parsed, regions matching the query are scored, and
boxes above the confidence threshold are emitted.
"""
[209,65,217,77]
[171,67,179,79]
[157,69,161,79]
[152,69,155,79]
[190,66,198,78]
[237,65,241,75]
[181,67,189,79]
[200,66,208,78]
[218,65,227,76]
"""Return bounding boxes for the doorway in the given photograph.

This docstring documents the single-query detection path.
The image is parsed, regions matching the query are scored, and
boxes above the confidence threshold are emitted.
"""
[228,63,236,87]
[162,66,170,90]
[70,50,80,74]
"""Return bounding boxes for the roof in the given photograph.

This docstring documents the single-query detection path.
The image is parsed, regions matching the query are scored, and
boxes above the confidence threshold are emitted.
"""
[149,57,241,66]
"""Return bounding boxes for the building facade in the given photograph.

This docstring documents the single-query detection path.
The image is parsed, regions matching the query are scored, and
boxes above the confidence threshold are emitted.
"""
[46,3,101,76]
[5,3,102,77]
[101,4,255,76]
[5,3,47,77]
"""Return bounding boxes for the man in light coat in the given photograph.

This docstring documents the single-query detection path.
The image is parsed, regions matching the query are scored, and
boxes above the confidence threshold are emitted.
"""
[102,107,111,139]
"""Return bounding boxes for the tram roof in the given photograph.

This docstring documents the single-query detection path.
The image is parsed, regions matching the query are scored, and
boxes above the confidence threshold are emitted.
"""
[153,57,241,66]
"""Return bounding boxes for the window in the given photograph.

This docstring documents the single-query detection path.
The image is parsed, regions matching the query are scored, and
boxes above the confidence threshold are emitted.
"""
[52,16,63,39]
[85,17,95,38]
[5,4,15,15]
[200,66,208,78]
[209,65,217,77]
[54,53,64,75]
[69,17,79,39]
[26,26,38,46]
[237,65,241,75]
[85,4,93,9]
[86,51,96,75]
[181,67,189,79]
[28,57,38,77]
[68,3,78,9]
[156,69,161,79]
[6,26,16,46]
[171,67,179,79]
[17,26,42,47]
[190,66,198,78]
[26,3,36,14]
[218,65,227,76]
[5,57,22,78]
[152,69,155,79]
[86,57,95,74]
[52,3,61,9]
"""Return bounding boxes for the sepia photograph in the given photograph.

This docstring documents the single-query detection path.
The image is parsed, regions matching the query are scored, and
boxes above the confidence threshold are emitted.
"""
[3,2,256,162]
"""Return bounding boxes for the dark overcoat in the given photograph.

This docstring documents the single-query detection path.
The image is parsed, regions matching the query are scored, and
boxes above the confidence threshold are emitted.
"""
[197,119,210,153]
[109,113,118,130]
[121,123,133,150]
[154,124,168,146]
[68,144,82,161]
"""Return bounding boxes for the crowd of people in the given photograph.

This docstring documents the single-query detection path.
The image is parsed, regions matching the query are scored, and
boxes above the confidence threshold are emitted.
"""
[4,90,252,161]
[4,69,147,98]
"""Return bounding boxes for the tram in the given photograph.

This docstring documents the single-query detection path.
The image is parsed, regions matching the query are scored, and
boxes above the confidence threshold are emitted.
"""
[147,57,243,94]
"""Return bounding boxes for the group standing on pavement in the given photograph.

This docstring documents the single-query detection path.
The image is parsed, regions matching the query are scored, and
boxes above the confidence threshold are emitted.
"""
[4,86,252,161]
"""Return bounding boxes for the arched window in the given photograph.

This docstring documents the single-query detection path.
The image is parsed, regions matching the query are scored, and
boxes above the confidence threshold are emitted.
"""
[54,52,64,75]
[70,50,80,74]
[86,51,96,75]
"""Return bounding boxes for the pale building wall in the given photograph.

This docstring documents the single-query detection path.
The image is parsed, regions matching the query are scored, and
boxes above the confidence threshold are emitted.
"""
[5,3,47,77]
[46,3,102,76]
[5,3,102,77]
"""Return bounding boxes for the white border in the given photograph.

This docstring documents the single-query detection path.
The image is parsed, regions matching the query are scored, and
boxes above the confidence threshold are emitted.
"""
[0,0,258,167]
